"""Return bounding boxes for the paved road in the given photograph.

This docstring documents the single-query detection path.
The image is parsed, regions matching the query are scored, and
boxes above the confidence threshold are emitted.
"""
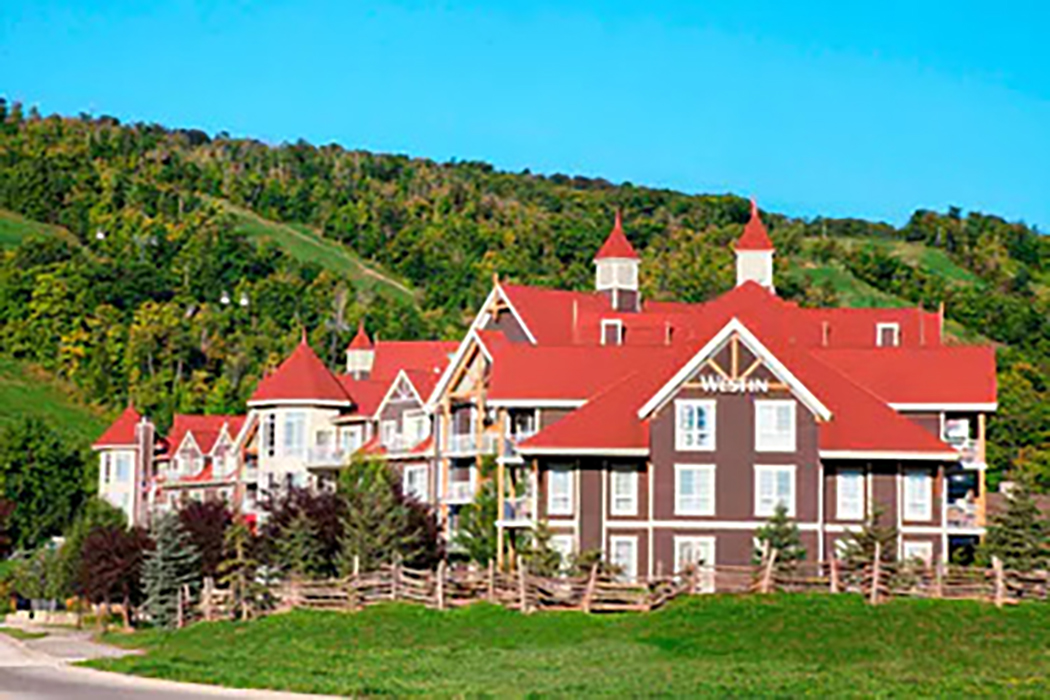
[0,631,337,699]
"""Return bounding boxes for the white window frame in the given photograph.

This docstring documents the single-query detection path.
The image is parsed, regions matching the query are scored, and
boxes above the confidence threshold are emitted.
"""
[402,409,429,445]
[609,535,638,581]
[674,536,716,592]
[836,467,865,521]
[609,467,638,516]
[903,469,933,521]
[547,465,574,516]
[754,464,796,517]
[596,262,615,289]
[340,425,364,453]
[902,540,934,565]
[600,319,624,346]
[675,399,716,452]
[550,534,575,567]
[876,322,900,347]
[754,400,797,452]
[674,464,716,516]
[282,411,306,458]
[402,464,428,502]
[380,419,398,447]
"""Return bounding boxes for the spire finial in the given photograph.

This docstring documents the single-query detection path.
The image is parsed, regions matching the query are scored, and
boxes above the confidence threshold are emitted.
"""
[614,208,623,231]
[750,197,759,219]
[300,326,308,344]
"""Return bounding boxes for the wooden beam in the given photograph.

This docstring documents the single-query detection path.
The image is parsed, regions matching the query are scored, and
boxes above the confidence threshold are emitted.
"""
[705,359,730,380]
[739,357,763,381]
[730,334,739,379]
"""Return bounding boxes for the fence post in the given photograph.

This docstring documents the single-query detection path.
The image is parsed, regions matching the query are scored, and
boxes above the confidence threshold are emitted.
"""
[202,577,214,622]
[436,560,446,611]
[869,542,881,606]
[487,559,495,603]
[582,563,599,613]
[392,554,401,602]
[760,548,778,594]
[517,556,529,614]
[992,556,1005,608]
[933,561,944,599]
[829,557,839,594]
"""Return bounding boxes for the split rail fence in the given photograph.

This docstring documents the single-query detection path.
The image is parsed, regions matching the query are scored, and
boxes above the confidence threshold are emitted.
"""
[194,552,1050,625]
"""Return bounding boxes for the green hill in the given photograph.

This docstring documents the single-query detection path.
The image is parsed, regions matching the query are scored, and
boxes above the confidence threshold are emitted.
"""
[0,357,108,446]
[0,208,75,248]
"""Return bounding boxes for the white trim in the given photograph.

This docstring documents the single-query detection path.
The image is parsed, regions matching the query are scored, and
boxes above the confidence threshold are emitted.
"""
[835,467,865,521]
[547,464,574,516]
[753,464,797,518]
[600,318,625,346]
[638,318,832,422]
[487,399,586,409]
[890,402,997,412]
[246,398,351,408]
[903,468,933,522]
[373,370,424,420]
[609,466,639,517]
[820,450,958,461]
[901,540,934,564]
[673,535,716,588]
[674,399,717,452]
[92,443,138,450]
[817,462,825,562]
[609,534,639,581]
[899,525,950,535]
[674,464,716,516]
[754,399,797,453]
[605,519,822,531]
[876,322,900,347]
[518,446,649,457]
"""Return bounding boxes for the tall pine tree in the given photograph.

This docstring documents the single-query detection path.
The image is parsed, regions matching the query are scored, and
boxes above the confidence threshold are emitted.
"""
[752,503,807,567]
[141,512,200,629]
[978,477,1049,571]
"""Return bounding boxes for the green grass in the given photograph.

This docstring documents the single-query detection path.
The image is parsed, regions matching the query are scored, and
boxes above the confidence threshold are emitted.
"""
[0,626,48,640]
[89,596,1050,697]
[0,356,109,446]
[835,237,985,286]
[214,199,416,303]
[0,209,74,248]
[790,262,911,309]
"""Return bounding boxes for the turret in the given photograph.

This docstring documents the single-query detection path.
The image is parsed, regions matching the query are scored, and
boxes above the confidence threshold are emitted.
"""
[346,322,375,379]
[734,198,775,291]
[594,211,640,312]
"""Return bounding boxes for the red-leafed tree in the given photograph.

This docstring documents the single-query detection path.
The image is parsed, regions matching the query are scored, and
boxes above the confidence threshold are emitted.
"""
[177,500,233,579]
[79,525,151,630]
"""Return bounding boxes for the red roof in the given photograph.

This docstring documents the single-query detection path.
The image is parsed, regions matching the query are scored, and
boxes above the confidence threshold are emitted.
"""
[348,322,373,350]
[369,340,456,382]
[165,414,245,457]
[93,405,142,449]
[594,211,639,260]
[249,339,351,406]
[734,199,774,251]
[338,377,388,416]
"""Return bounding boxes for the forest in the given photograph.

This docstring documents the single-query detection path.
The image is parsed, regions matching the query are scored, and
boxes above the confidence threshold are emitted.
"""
[0,98,1047,508]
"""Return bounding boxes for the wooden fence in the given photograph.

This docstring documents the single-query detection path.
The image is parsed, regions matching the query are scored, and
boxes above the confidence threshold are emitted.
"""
[194,554,1050,625]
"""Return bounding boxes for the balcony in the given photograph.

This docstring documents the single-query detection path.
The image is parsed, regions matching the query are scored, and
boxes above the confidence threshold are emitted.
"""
[946,501,981,530]
[445,432,498,456]
[445,480,476,505]
[948,438,984,469]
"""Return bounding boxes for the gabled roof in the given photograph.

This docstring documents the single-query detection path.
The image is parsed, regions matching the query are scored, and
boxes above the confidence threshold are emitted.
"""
[338,377,388,416]
[164,414,245,458]
[594,211,639,260]
[370,340,456,382]
[249,338,351,407]
[348,322,374,350]
[92,405,142,449]
[734,199,774,251]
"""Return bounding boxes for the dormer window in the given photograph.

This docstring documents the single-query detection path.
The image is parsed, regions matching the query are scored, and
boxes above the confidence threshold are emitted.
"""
[876,323,900,347]
[601,319,624,346]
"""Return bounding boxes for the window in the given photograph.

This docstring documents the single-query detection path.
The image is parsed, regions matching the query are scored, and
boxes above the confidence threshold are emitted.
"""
[340,425,364,453]
[836,468,864,520]
[282,412,306,457]
[596,261,638,290]
[315,429,333,448]
[597,263,614,289]
[609,535,638,581]
[674,536,716,592]
[755,400,796,452]
[380,420,398,447]
[902,540,934,565]
[675,400,716,451]
[675,464,716,516]
[403,465,428,502]
[550,535,575,567]
[403,411,429,446]
[942,418,971,446]
[508,410,537,440]
[262,412,276,457]
[114,453,132,482]
[101,454,112,485]
[601,319,624,346]
[876,322,900,347]
[610,467,638,516]
[754,465,796,517]
[904,469,932,521]
[616,262,638,287]
[547,466,574,516]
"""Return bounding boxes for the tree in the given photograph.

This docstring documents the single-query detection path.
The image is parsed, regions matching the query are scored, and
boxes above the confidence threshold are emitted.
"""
[0,418,87,550]
[57,497,127,620]
[753,503,807,567]
[178,500,232,579]
[338,458,442,572]
[520,522,563,577]
[141,513,200,629]
[841,507,897,566]
[978,477,1049,571]
[275,511,323,579]
[260,487,345,578]
[217,516,265,619]
[453,480,498,565]
[79,525,150,630]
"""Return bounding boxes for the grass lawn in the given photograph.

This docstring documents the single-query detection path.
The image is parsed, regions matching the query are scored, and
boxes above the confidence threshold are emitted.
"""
[89,595,1050,697]
[0,208,75,248]
[0,627,48,640]
[0,356,109,447]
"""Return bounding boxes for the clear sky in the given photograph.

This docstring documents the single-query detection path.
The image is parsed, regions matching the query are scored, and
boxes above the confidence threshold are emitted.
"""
[1,1,1048,229]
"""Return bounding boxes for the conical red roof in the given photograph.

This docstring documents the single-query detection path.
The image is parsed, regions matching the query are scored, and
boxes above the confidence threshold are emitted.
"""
[348,321,373,350]
[249,338,351,406]
[93,405,142,448]
[734,198,774,251]
[594,211,639,260]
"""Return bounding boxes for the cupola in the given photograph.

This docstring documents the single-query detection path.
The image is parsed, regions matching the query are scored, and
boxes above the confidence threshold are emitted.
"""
[346,322,375,379]
[594,211,640,312]
[734,198,775,291]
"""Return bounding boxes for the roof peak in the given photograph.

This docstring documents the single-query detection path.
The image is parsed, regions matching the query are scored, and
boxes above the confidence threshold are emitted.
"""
[348,321,374,350]
[734,197,775,252]
[594,210,639,260]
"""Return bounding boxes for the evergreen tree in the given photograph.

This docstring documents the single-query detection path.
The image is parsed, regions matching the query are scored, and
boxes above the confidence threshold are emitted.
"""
[275,510,322,579]
[141,512,200,629]
[752,503,807,567]
[978,477,1049,571]
[520,522,563,577]
[218,516,265,619]
[841,507,898,566]
[453,480,498,565]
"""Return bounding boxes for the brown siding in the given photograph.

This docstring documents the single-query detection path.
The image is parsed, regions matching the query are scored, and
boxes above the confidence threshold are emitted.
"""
[484,308,531,343]
[578,460,603,551]
[652,528,821,569]
[540,408,573,430]
[903,412,942,438]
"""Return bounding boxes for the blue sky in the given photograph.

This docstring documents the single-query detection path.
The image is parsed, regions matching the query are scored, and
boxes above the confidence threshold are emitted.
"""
[1,1,1048,229]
